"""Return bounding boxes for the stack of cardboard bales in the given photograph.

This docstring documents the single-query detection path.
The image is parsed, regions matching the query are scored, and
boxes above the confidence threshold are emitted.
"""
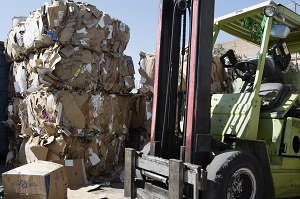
[5,0,134,179]
[135,50,234,138]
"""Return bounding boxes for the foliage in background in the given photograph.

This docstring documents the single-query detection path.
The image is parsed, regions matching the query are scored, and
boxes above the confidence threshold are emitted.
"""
[241,17,263,43]
[213,43,227,57]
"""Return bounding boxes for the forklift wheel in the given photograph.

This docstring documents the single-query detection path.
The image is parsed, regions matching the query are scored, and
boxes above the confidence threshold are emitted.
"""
[204,151,264,199]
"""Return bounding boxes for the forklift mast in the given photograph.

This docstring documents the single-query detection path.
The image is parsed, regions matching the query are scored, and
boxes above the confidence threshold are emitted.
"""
[124,1,216,198]
[150,0,215,167]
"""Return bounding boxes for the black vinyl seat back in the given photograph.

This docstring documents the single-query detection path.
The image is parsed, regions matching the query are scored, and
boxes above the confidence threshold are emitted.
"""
[248,56,284,83]
[268,39,291,71]
[258,40,291,111]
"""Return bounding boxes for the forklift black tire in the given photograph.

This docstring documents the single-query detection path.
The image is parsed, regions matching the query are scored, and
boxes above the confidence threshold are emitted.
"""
[204,151,264,199]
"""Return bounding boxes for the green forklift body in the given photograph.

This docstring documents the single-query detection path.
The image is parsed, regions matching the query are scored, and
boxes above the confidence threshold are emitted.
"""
[213,1,300,198]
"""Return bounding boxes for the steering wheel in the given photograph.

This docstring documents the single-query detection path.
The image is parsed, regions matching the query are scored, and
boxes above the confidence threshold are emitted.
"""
[234,61,257,82]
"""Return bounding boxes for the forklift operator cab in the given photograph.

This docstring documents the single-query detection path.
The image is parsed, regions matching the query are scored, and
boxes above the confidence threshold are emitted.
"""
[229,39,292,110]
[211,1,300,198]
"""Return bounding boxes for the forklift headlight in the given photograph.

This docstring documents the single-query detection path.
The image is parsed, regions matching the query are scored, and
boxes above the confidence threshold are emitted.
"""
[264,5,276,17]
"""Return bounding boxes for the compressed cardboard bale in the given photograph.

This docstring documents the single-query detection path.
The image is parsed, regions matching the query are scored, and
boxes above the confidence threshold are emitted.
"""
[2,161,68,199]
[99,53,135,93]
[106,19,130,53]
[34,45,97,90]
[87,93,132,136]
[6,0,130,61]
[23,45,135,93]
[139,52,156,93]
[24,90,132,136]
[5,1,134,179]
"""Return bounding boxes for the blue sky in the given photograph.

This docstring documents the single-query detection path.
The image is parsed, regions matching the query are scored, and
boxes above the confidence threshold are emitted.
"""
[0,0,296,75]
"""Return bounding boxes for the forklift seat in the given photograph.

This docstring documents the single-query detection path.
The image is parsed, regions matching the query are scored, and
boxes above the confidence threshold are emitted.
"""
[248,56,284,83]
[259,82,290,111]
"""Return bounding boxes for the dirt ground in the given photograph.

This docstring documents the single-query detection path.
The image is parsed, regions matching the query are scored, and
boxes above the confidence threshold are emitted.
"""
[68,183,124,199]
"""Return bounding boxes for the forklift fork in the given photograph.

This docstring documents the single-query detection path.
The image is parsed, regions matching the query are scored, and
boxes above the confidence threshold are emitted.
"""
[124,148,207,199]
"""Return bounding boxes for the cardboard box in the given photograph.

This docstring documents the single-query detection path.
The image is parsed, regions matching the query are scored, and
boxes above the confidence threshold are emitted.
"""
[53,159,88,187]
[2,161,68,199]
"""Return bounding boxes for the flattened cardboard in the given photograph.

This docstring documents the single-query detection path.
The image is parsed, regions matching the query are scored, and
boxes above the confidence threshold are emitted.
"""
[47,5,68,30]
[46,151,61,161]
[24,136,43,163]
[2,161,68,199]
[45,137,67,156]
[130,95,146,129]
[53,159,88,187]
[30,146,48,161]
[44,122,57,136]
[59,91,85,129]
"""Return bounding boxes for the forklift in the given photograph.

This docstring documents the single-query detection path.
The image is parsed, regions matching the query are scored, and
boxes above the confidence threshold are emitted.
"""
[125,0,300,198]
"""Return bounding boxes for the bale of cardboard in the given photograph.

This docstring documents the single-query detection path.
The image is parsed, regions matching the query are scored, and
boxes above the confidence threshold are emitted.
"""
[11,46,134,94]
[5,0,130,61]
